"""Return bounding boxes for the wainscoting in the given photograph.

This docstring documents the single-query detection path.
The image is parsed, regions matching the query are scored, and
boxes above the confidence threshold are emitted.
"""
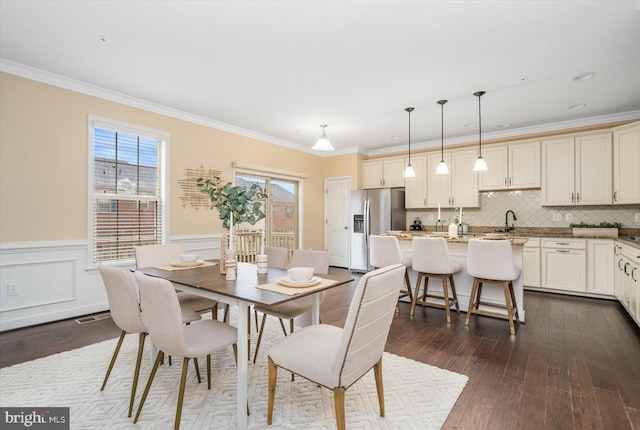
[0,235,222,331]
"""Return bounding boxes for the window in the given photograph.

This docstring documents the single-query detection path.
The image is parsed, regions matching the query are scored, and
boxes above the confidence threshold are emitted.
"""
[88,117,168,266]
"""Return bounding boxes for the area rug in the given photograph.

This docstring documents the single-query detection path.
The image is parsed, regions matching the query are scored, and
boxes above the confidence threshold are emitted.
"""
[0,315,468,429]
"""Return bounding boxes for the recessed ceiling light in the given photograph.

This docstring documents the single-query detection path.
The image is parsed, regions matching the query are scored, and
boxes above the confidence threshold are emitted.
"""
[568,103,586,110]
[464,123,476,127]
[99,35,109,44]
[573,72,595,82]
[499,124,512,128]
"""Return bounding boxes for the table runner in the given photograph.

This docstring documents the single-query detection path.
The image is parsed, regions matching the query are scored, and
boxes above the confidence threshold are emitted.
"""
[256,278,338,295]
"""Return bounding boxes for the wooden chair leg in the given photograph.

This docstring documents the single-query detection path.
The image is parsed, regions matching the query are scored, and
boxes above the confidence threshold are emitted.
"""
[449,274,460,312]
[404,268,413,302]
[253,313,267,363]
[174,357,190,430]
[134,351,164,423]
[333,387,346,430]
[193,357,201,383]
[465,278,479,326]
[206,354,211,390]
[254,309,259,332]
[267,357,278,425]
[502,281,516,335]
[441,275,452,324]
[410,273,423,316]
[373,358,385,417]
[290,320,295,381]
[223,304,230,323]
[211,303,218,320]
[101,330,126,391]
[423,276,430,301]
[509,281,520,322]
[128,332,146,417]
[476,282,484,309]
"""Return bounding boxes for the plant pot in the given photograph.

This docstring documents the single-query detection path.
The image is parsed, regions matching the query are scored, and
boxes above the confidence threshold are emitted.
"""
[572,228,618,238]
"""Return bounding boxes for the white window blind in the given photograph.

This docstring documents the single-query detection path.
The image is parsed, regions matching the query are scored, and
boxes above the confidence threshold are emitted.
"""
[89,118,167,266]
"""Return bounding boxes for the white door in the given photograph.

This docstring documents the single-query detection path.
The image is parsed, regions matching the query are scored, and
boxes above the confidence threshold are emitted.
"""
[325,177,351,268]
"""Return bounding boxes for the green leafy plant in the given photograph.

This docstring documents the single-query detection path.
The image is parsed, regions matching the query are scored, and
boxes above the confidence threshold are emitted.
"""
[197,177,267,229]
[570,221,622,228]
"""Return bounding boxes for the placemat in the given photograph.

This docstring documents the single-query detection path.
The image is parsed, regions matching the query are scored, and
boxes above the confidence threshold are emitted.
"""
[154,261,218,271]
[256,278,338,295]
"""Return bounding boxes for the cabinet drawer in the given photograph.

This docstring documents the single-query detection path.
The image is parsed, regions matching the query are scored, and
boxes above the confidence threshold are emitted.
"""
[541,238,586,250]
[524,238,540,247]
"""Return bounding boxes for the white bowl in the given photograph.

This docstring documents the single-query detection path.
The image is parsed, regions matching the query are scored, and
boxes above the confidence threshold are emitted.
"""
[288,267,314,282]
[180,253,199,263]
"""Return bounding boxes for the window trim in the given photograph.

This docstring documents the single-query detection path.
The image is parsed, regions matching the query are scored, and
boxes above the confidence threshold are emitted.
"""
[86,116,170,269]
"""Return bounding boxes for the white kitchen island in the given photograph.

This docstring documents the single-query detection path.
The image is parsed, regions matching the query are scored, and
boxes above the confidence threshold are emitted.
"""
[395,234,527,322]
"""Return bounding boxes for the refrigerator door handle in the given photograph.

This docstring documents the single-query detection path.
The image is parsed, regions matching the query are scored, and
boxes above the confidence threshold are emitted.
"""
[364,199,370,251]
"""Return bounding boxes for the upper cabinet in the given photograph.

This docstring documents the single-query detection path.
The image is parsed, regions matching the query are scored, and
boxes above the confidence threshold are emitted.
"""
[541,132,612,206]
[613,122,640,204]
[362,157,405,189]
[427,148,479,208]
[479,141,541,190]
[404,154,428,208]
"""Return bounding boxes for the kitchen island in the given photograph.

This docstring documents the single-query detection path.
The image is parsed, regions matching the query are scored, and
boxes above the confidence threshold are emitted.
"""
[388,232,528,322]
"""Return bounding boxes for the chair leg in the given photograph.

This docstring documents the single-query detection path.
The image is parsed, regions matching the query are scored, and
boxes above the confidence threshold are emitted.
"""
[509,281,520,323]
[333,387,346,430]
[128,332,146,417]
[247,311,251,359]
[410,273,423,316]
[254,309,259,332]
[134,351,164,423]
[211,303,218,320]
[253,313,267,363]
[423,276,429,301]
[403,268,413,303]
[267,357,278,425]
[174,358,190,430]
[206,355,211,390]
[449,274,460,312]
[441,275,452,324]
[502,281,516,335]
[290,320,295,381]
[193,357,201,383]
[465,278,479,326]
[101,330,126,391]
[278,318,288,336]
[223,304,230,323]
[373,358,385,417]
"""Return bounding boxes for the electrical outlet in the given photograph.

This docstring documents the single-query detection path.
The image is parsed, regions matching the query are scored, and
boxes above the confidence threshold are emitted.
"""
[635,213,640,222]
[565,213,573,222]
[552,213,561,221]
[7,283,18,296]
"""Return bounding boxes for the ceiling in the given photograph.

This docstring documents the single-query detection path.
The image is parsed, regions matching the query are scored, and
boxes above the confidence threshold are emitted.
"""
[2,1,640,155]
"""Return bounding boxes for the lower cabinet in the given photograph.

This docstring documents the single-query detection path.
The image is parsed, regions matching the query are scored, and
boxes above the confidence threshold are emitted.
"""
[587,239,614,295]
[541,239,586,292]
[614,242,640,326]
[522,238,540,288]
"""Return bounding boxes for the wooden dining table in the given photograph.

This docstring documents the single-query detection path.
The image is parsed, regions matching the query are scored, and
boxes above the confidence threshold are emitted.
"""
[138,260,353,430]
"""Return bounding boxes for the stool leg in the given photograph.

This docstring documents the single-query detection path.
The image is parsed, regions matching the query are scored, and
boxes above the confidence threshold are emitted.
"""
[502,281,516,335]
[508,281,520,323]
[441,275,451,324]
[404,268,414,303]
[410,272,423,317]
[449,274,460,312]
[465,278,479,326]
[476,282,483,309]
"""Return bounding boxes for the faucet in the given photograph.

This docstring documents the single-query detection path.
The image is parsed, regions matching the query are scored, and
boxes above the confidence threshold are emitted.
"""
[505,210,517,232]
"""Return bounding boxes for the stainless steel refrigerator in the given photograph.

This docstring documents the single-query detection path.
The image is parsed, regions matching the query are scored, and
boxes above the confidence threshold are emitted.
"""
[350,188,406,272]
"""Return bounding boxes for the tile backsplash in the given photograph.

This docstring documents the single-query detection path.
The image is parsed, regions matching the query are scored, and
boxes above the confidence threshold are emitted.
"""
[407,189,640,230]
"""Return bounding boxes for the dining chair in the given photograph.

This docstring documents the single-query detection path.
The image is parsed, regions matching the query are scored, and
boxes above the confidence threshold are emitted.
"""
[252,249,330,363]
[369,235,414,311]
[267,264,405,429]
[465,239,521,335]
[133,271,238,430]
[134,244,223,320]
[410,237,462,323]
[264,246,288,269]
[97,265,202,418]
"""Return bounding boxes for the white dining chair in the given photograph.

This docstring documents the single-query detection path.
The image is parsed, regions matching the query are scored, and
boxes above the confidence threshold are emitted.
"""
[133,271,238,430]
[264,246,288,269]
[267,264,405,429]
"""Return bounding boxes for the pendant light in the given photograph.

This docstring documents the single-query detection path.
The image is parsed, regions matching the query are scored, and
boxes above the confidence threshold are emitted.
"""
[403,107,416,178]
[472,91,488,171]
[435,99,449,174]
[312,124,335,151]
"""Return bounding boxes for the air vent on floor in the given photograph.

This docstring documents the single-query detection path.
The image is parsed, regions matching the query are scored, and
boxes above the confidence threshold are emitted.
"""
[75,312,111,324]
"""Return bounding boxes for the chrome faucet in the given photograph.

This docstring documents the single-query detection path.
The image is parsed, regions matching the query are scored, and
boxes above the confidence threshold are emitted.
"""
[505,210,517,232]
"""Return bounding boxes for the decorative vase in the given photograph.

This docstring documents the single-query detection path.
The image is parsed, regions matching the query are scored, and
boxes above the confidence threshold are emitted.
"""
[220,231,239,274]
[448,222,458,238]
[257,254,268,274]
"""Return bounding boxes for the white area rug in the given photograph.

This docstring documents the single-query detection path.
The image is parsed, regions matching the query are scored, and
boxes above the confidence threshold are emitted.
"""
[0,315,468,429]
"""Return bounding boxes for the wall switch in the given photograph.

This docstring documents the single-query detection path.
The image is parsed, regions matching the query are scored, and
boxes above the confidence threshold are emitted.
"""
[552,213,562,221]
[636,213,640,222]
[565,213,573,222]
[7,283,18,296]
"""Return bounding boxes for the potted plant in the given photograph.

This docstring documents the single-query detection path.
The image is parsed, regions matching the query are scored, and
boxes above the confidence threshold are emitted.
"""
[570,221,621,238]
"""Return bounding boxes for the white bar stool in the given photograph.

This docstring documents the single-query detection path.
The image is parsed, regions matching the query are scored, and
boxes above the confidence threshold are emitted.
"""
[410,237,462,323]
[369,235,414,310]
[465,239,521,335]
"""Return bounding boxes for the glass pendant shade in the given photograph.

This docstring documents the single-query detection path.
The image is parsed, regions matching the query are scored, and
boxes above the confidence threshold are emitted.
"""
[403,107,415,178]
[436,99,449,175]
[436,160,449,174]
[312,124,335,151]
[404,163,416,177]
[473,156,488,171]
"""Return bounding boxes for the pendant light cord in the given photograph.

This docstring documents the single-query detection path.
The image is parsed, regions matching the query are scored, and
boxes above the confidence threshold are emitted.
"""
[437,99,447,161]
[474,91,485,156]
[405,107,414,163]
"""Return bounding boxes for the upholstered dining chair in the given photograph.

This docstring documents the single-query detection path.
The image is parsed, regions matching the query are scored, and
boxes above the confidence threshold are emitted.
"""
[264,246,288,269]
[134,244,222,320]
[97,265,202,418]
[369,235,414,311]
[133,272,238,430]
[252,249,330,363]
[267,264,405,429]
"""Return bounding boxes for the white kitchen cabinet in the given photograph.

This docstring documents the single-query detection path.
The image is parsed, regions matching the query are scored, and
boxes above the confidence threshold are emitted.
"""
[404,154,428,208]
[541,132,612,206]
[479,141,540,190]
[613,122,640,204]
[586,239,614,296]
[427,149,479,208]
[362,157,405,189]
[615,242,640,326]
[541,238,586,292]
[522,238,541,288]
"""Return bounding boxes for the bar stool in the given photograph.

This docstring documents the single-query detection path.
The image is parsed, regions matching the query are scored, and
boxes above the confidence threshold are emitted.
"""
[369,235,414,309]
[465,239,521,335]
[410,237,461,323]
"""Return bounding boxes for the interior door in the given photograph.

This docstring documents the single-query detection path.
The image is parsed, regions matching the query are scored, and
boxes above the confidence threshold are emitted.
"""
[325,177,351,268]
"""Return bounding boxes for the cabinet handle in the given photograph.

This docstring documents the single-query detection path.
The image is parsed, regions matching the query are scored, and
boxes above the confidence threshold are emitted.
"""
[571,193,575,203]
[576,192,580,203]
[424,198,427,206]
[614,191,618,202]
[504,178,507,187]
[624,262,630,276]
[556,250,570,253]
[556,242,570,245]
[614,245,621,256]
[509,178,512,186]
[618,258,625,270]
[632,267,637,282]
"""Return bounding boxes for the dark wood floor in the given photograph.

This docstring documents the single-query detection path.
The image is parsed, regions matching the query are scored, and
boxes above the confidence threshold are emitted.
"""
[2,268,639,430]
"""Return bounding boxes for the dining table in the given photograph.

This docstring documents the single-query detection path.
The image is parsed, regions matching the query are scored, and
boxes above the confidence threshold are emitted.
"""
[138,260,354,430]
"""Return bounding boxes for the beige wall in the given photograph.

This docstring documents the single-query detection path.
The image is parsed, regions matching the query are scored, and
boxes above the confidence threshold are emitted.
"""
[0,73,360,249]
